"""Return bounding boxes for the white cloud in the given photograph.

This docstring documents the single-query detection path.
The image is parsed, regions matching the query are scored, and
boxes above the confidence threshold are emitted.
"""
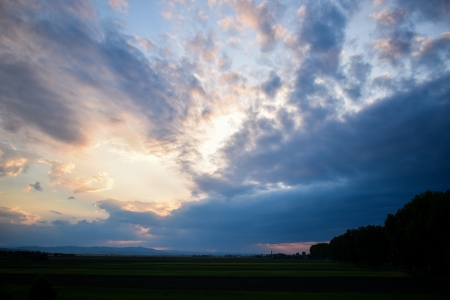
[70,172,114,194]
[40,159,75,181]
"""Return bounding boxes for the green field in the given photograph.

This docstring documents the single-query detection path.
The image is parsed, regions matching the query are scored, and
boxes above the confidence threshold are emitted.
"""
[1,256,448,299]
[0,256,407,277]
[2,285,449,300]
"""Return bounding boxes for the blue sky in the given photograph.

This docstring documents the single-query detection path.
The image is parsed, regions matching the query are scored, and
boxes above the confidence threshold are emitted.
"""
[0,0,449,253]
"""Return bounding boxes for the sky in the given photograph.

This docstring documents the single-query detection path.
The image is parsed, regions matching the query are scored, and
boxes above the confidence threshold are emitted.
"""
[0,0,449,254]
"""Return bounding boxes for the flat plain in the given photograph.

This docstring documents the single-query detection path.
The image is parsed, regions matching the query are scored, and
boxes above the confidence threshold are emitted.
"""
[1,256,448,299]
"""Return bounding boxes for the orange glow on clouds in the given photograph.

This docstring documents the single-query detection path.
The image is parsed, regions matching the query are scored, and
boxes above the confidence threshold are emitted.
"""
[106,240,143,245]
[257,242,328,254]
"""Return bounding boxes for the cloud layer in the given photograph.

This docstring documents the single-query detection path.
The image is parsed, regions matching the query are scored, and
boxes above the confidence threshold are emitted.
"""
[0,0,449,252]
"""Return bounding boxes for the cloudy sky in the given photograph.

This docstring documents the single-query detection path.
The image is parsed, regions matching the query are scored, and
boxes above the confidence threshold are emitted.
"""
[0,0,449,253]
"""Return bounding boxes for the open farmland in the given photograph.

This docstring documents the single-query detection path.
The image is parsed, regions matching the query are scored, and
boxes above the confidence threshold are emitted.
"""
[0,256,409,277]
[1,256,448,299]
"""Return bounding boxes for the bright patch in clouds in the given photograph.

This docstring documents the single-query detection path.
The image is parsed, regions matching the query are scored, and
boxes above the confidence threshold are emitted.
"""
[258,243,324,254]
[0,0,449,253]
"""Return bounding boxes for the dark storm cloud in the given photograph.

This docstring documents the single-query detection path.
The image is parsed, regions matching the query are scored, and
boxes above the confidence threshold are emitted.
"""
[67,196,75,200]
[0,185,419,252]
[289,0,359,122]
[0,59,88,145]
[0,0,200,148]
[0,0,99,146]
[218,74,450,190]
[186,0,450,242]
[193,175,256,198]
[0,218,137,246]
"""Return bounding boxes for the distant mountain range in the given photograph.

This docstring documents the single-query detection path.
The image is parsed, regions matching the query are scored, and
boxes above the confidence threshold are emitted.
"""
[4,246,162,255]
[2,246,257,256]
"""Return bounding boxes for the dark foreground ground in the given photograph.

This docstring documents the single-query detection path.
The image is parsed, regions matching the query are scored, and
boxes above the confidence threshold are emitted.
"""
[1,273,449,294]
[1,256,449,299]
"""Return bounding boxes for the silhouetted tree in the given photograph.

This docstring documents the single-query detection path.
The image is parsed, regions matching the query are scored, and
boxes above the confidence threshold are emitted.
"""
[0,250,48,260]
[29,275,56,300]
[327,189,450,275]
[385,190,450,274]
[354,225,388,267]
[310,243,329,259]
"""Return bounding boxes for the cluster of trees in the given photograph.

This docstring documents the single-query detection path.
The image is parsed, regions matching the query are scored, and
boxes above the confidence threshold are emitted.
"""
[310,243,329,260]
[327,225,388,267]
[0,249,49,261]
[310,190,450,274]
[268,252,309,259]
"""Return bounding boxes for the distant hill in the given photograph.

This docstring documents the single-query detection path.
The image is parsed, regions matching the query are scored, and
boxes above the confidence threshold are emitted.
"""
[2,246,260,256]
[8,246,162,255]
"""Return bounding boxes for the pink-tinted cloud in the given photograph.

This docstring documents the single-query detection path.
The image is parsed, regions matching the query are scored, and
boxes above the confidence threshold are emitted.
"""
[218,16,241,34]
[134,36,156,51]
[370,8,405,27]
[40,159,75,181]
[0,143,38,177]
[161,11,172,20]
[257,242,327,254]
[0,206,40,225]
[97,198,180,216]
[107,240,143,245]
[109,0,129,14]
[70,172,114,194]
[234,0,283,52]
[186,33,218,62]
[416,32,450,55]
[372,31,414,63]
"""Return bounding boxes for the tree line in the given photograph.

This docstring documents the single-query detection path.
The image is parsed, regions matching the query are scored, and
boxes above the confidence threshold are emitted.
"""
[0,249,49,261]
[310,190,450,275]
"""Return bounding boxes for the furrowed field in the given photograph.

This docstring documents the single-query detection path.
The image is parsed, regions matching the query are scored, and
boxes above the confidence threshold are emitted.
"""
[1,256,448,299]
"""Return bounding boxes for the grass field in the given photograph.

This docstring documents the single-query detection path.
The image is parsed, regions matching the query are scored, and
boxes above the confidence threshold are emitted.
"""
[2,284,450,300]
[1,256,448,299]
[0,256,407,277]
